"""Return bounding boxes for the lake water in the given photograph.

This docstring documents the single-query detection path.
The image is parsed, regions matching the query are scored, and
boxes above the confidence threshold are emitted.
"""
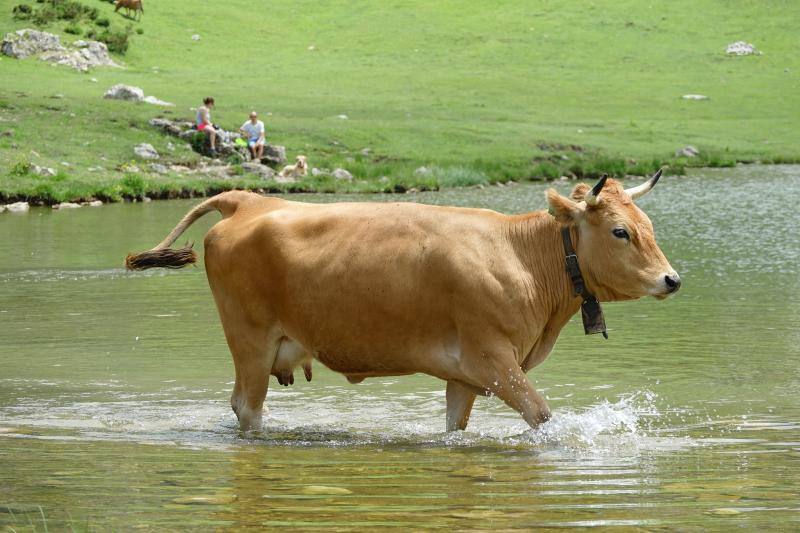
[1,166,799,530]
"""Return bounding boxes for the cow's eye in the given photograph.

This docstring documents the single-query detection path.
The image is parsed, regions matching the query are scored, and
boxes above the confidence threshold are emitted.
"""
[612,228,630,240]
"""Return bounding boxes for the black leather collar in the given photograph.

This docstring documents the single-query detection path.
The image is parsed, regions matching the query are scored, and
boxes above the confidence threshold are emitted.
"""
[561,227,608,339]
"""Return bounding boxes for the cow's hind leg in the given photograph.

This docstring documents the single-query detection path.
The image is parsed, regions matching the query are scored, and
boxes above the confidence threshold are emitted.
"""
[224,323,280,431]
[446,381,476,431]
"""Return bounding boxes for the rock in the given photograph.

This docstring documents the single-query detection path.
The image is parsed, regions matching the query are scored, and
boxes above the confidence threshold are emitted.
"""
[172,495,237,505]
[6,201,30,213]
[682,94,709,100]
[299,486,353,496]
[191,34,201,41]
[35,39,119,72]
[149,118,183,136]
[148,163,168,174]
[308,45,316,51]
[337,114,349,120]
[144,95,175,107]
[311,167,330,177]
[332,168,353,181]
[32,164,56,177]
[53,202,81,209]
[89,77,98,83]
[360,148,371,156]
[413,166,431,176]
[726,41,758,56]
[274,175,297,184]
[241,162,275,179]
[86,200,103,207]
[1,29,64,59]
[260,144,287,166]
[105,84,144,102]
[134,143,159,159]
[675,145,700,158]
[0,130,13,137]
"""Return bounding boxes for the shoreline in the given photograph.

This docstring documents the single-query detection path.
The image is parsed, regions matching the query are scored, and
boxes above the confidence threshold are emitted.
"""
[2,160,797,208]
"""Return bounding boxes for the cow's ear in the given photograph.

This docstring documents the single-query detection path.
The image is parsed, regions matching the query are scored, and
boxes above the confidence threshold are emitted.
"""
[546,188,584,225]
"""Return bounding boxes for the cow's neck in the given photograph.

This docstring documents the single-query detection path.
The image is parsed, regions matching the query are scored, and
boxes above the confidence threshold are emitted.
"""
[509,211,584,324]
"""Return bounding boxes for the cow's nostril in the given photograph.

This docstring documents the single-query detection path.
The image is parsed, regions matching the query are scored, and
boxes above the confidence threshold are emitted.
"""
[665,273,681,292]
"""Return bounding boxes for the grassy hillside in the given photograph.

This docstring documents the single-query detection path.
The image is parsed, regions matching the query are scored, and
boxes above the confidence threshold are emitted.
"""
[1,0,798,202]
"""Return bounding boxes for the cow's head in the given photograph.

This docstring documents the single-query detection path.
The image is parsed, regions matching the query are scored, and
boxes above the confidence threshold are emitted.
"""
[546,170,680,301]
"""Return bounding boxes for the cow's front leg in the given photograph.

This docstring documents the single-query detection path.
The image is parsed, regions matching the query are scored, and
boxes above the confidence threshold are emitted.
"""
[460,343,551,429]
[446,380,477,431]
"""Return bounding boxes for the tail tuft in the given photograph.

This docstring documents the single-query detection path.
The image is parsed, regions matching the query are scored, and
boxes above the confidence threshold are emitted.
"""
[125,243,197,271]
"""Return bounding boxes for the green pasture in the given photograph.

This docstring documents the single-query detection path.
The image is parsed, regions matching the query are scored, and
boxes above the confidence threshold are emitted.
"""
[1,0,798,202]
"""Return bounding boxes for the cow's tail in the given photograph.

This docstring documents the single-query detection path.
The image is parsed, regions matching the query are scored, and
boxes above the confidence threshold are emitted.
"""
[125,192,240,271]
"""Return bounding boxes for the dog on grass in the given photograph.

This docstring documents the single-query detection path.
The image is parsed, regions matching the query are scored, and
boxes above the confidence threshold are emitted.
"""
[279,156,308,179]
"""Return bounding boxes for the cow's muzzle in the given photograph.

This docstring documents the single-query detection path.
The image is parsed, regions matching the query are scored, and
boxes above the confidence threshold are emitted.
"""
[664,272,682,294]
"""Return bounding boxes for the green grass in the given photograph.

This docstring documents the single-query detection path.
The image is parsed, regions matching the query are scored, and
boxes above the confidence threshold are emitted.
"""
[1,0,799,203]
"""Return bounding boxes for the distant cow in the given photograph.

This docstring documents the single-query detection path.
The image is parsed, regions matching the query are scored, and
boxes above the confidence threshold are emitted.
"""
[125,171,680,432]
[115,0,143,20]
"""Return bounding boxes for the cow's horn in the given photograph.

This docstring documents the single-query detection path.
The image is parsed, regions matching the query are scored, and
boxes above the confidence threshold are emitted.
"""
[584,174,608,206]
[625,168,662,200]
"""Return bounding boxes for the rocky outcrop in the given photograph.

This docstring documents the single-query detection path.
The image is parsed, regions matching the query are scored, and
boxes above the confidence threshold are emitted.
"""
[147,117,287,166]
[261,144,287,166]
[105,84,144,102]
[332,168,354,181]
[1,30,120,72]
[5,202,30,213]
[241,162,275,180]
[1,29,62,59]
[675,145,700,158]
[134,143,159,159]
[726,41,759,56]
[104,85,173,106]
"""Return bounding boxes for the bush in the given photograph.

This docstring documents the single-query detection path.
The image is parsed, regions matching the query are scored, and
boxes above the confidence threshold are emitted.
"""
[12,4,33,19]
[32,6,56,24]
[95,27,130,54]
[95,16,110,27]
[120,173,146,197]
[64,22,82,35]
[135,27,143,35]
[10,159,32,176]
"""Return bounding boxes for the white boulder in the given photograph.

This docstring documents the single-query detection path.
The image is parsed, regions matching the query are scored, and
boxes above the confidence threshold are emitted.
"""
[726,41,758,56]
[241,162,275,180]
[6,201,30,213]
[681,94,708,101]
[134,143,159,159]
[1,29,63,59]
[53,202,81,209]
[332,168,354,181]
[143,95,175,107]
[105,84,145,102]
[32,164,56,177]
[675,145,700,158]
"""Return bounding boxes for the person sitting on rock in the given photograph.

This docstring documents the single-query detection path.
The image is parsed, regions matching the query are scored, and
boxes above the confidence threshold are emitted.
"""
[239,111,266,161]
[196,96,217,156]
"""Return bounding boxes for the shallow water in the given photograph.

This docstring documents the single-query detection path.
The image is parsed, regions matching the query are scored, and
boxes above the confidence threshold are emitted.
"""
[1,166,799,530]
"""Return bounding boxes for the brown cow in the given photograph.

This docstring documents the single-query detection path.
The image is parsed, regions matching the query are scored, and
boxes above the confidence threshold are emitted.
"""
[125,172,680,431]
[115,0,143,21]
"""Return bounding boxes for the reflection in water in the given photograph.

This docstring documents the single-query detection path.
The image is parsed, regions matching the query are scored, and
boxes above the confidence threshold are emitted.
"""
[1,166,799,529]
